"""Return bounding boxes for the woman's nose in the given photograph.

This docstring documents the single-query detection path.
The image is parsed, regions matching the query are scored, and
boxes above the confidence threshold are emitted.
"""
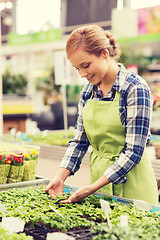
[79,69,87,78]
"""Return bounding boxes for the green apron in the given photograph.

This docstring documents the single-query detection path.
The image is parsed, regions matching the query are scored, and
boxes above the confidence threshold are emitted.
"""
[83,91,158,205]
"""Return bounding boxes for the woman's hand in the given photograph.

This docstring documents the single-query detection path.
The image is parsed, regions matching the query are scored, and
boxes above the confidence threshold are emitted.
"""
[59,175,110,203]
[45,178,64,199]
[59,185,94,203]
[45,168,71,199]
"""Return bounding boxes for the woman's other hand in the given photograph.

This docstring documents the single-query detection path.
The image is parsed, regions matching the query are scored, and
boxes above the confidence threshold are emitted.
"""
[59,185,93,203]
[59,175,110,203]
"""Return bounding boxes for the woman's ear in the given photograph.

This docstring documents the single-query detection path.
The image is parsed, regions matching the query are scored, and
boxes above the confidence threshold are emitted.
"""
[102,49,109,59]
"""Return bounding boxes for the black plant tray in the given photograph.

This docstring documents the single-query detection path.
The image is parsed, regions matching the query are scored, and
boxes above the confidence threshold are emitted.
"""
[66,229,98,240]
[25,228,46,240]
[23,222,98,240]
[24,222,52,240]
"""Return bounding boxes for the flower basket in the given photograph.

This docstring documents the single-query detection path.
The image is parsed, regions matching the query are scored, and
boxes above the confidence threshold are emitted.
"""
[0,142,40,183]
[22,147,40,181]
[0,153,12,184]
[7,153,24,183]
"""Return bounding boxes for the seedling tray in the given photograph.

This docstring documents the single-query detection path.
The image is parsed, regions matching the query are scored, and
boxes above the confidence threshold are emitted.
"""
[64,184,133,205]
[0,183,160,240]
[24,223,97,240]
[66,229,97,240]
[25,228,46,240]
[24,224,51,240]
[64,183,160,209]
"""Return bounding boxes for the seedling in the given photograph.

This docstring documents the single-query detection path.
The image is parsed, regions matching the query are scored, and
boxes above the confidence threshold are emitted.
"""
[0,203,7,217]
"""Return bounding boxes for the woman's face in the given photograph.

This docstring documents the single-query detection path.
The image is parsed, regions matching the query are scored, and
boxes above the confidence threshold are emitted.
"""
[69,48,108,85]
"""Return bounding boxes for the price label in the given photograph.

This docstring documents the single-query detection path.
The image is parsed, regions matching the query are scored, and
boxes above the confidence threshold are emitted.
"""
[1,217,25,233]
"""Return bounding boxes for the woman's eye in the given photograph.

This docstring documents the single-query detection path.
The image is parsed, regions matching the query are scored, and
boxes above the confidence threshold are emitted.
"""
[83,64,90,68]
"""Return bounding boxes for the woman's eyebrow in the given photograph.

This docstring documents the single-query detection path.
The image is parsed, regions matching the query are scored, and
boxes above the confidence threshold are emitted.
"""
[73,61,89,68]
[79,61,89,66]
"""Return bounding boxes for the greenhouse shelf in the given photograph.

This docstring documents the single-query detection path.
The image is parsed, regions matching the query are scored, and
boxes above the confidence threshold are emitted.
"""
[0,175,50,192]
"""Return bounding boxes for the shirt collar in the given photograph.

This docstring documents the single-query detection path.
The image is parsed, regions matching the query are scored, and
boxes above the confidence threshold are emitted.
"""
[91,63,129,97]
[112,63,129,92]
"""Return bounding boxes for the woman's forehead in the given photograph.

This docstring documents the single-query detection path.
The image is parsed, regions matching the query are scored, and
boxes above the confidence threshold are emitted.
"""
[69,48,95,66]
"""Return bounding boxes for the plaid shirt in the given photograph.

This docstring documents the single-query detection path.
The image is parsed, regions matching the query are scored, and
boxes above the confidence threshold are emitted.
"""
[60,64,153,184]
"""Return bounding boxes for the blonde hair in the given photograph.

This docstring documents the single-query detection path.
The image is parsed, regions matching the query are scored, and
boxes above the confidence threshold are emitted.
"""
[66,25,120,59]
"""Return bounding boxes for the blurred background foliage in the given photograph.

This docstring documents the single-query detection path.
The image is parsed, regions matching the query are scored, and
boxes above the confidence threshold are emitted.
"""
[2,68,28,95]
[118,43,150,75]
[35,66,61,94]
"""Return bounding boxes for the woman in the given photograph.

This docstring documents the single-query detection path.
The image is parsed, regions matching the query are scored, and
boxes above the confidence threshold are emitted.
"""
[45,25,158,205]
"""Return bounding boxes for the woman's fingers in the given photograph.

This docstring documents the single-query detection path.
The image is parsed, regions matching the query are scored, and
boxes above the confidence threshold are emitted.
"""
[46,185,93,203]
[45,184,52,192]
[44,179,64,200]
[60,186,92,203]
[59,198,71,204]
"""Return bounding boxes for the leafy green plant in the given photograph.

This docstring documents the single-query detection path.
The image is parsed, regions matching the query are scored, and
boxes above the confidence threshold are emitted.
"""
[0,186,159,239]
[0,187,104,232]
[2,68,28,95]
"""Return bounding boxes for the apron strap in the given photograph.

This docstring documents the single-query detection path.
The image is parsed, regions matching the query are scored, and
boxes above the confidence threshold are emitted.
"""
[92,147,119,161]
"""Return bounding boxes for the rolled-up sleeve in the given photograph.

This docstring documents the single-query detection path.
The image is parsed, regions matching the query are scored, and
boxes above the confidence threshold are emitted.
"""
[60,87,90,174]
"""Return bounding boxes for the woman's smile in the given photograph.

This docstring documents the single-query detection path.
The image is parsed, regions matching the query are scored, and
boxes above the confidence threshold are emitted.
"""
[87,74,95,81]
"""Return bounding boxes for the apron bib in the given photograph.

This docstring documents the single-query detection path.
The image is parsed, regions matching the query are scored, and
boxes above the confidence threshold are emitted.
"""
[83,91,158,205]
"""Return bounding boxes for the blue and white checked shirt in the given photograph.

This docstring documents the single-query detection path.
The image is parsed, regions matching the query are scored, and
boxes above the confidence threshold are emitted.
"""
[60,64,153,185]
